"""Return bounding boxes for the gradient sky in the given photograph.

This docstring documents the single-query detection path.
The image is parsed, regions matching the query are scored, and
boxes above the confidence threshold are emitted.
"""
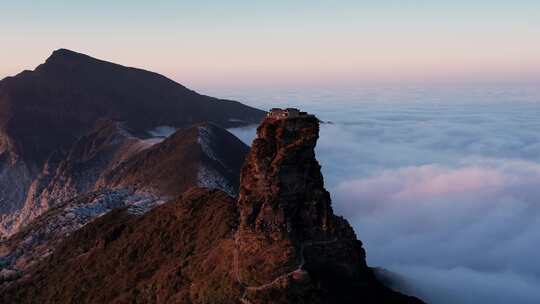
[1,1,539,88]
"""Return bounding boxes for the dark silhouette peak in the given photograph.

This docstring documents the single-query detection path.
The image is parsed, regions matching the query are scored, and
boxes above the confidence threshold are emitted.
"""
[44,48,97,65]
[0,48,264,165]
[50,48,84,58]
[40,48,117,73]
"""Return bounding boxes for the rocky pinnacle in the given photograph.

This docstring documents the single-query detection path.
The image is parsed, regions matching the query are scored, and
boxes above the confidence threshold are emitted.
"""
[235,112,365,287]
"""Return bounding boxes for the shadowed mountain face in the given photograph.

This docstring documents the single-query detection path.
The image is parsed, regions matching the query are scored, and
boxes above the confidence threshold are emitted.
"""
[0,48,264,216]
[0,113,424,304]
[0,48,263,164]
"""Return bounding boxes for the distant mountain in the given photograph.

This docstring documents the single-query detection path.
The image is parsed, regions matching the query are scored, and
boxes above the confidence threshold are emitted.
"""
[0,112,424,304]
[0,49,264,223]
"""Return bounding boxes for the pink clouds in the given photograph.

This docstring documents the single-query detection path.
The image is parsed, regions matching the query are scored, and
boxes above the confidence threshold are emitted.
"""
[331,159,540,304]
[336,164,509,210]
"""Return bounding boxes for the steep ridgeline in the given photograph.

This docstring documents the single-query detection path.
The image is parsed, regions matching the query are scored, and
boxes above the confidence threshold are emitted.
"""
[100,122,248,197]
[0,48,264,222]
[0,123,249,278]
[234,113,423,303]
[0,112,424,304]
[1,119,248,237]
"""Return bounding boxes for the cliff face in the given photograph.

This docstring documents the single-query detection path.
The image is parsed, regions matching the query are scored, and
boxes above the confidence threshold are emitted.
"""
[233,114,421,303]
[235,115,362,285]
[238,115,354,240]
[0,112,424,304]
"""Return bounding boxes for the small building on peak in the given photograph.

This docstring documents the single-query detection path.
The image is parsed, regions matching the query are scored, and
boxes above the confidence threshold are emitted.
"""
[267,108,312,119]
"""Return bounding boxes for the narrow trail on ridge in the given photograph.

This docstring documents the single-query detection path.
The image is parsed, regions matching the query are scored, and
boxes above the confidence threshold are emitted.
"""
[232,236,349,303]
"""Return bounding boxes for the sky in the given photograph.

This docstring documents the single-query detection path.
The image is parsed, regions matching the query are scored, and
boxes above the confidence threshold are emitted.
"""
[227,85,540,304]
[1,1,540,88]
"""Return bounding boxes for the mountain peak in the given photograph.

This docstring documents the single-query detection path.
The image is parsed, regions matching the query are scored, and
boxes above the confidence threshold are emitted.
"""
[238,109,349,239]
[49,48,91,59]
[42,48,104,68]
[50,48,83,57]
[0,48,264,163]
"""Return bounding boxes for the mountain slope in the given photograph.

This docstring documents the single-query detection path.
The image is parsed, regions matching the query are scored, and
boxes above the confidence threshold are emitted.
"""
[0,112,424,304]
[1,120,157,236]
[101,123,248,197]
[0,48,262,164]
[0,124,249,273]
[0,48,264,217]
[1,188,239,302]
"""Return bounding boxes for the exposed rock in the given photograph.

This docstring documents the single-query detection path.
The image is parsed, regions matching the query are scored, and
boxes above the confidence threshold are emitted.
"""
[0,189,164,276]
[236,113,358,281]
[0,188,241,303]
[0,111,424,303]
[101,123,248,198]
[233,113,422,303]
[6,120,146,235]
[0,123,249,273]
[0,268,20,283]
[0,154,34,218]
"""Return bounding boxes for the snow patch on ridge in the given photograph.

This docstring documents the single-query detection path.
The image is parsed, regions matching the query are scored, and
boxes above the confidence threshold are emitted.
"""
[125,193,166,216]
[197,165,235,196]
[53,190,162,225]
[197,125,236,195]
[198,125,229,169]
[0,189,165,276]
[197,126,219,162]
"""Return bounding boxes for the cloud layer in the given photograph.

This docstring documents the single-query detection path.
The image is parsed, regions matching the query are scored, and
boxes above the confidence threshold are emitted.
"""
[228,85,540,304]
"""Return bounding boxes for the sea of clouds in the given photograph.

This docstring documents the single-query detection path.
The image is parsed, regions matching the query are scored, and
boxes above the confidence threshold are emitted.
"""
[223,83,540,304]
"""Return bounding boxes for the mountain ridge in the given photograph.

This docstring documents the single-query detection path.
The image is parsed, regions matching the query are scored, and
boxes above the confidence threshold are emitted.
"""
[0,111,425,304]
[0,48,264,227]
[0,122,249,275]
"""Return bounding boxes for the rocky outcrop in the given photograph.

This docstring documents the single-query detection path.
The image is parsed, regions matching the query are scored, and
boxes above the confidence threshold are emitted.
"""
[0,111,424,304]
[235,114,359,282]
[233,113,422,303]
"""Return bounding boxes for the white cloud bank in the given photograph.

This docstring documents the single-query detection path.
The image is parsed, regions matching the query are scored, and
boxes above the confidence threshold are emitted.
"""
[228,85,540,303]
